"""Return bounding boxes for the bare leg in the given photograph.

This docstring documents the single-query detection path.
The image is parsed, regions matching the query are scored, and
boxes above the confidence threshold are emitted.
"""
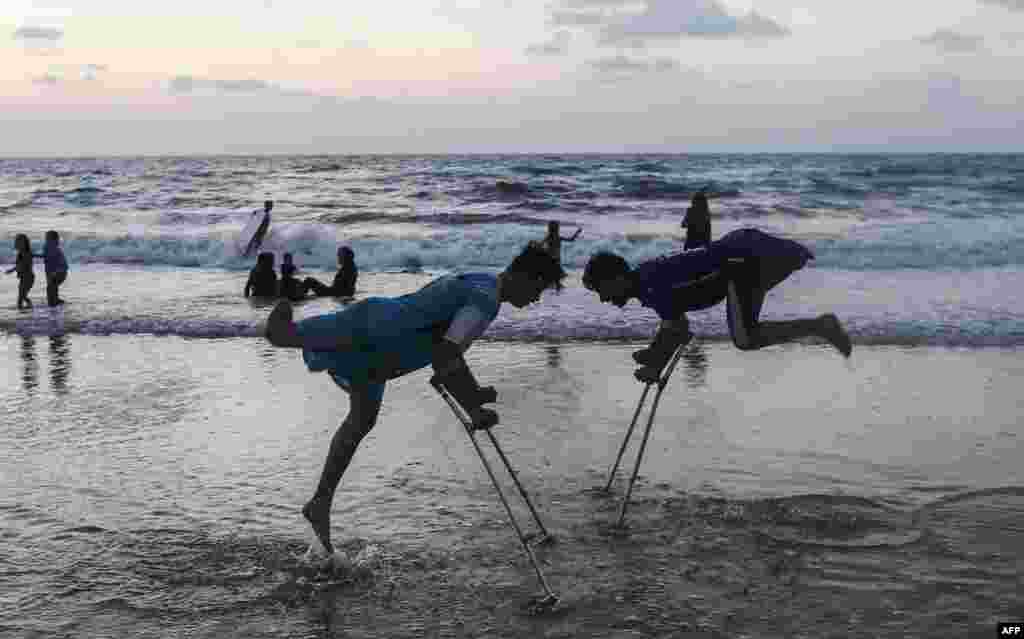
[752,314,852,357]
[302,386,384,554]
[265,300,302,347]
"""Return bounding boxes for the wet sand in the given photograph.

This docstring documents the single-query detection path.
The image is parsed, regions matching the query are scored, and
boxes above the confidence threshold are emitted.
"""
[1,336,1022,638]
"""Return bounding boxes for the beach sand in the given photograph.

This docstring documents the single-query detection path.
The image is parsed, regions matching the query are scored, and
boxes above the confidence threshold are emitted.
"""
[2,336,1022,638]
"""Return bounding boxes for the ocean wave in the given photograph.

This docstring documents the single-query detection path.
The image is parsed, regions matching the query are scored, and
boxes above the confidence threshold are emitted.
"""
[4,223,1024,272]
[3,314,1023,346]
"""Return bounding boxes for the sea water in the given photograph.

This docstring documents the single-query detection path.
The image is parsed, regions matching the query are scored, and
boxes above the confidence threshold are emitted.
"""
[2,154,1022,637]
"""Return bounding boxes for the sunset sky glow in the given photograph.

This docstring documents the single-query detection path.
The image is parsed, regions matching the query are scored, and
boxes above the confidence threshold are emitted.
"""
[2,0,1022,154]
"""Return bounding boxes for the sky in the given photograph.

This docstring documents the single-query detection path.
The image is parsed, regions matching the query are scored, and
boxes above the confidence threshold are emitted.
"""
[1,0,1023,155]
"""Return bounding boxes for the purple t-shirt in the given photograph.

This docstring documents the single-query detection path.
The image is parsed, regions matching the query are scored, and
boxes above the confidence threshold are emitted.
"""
[634,228,813,319]
[43,243,68,275]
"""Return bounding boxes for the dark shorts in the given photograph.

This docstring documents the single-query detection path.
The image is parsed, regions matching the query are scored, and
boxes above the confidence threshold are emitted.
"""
[296,298,436,404]
[724,255,807,350]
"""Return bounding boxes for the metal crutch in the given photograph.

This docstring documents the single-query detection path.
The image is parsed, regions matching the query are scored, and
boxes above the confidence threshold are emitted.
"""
[610,345,687,529]
[431,378,559,609]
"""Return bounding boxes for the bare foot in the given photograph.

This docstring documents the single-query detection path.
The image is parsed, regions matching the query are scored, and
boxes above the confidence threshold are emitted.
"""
[266,300,302,348]
[302,497,333,555]
[821,313,852,358]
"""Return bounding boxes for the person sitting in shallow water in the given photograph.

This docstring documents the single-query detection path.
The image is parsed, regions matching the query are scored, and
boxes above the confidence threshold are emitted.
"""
[583,227,852,384]
[263,242,565,555]
[304,246,357,298]
[279,253,308,301]
[244,252,278,298]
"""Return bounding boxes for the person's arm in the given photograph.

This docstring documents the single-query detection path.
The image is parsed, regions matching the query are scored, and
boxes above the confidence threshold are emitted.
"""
[430,305,498,426]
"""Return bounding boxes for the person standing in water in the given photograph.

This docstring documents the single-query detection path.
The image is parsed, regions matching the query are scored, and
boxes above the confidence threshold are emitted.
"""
[7,234,41,309]
[543,221,581,268]
[304,246,357,298]
[242,200,273,258]
[264,243,565,555]
[42,230,68,307]
[680,191,712,250]
[583,228,852,384]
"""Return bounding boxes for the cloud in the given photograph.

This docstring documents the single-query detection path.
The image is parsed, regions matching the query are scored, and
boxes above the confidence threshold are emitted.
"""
[13,25,63,42]
[980,0,1024,10]
[80,64,107,81]
[917,29,984,53]
[166,74,315,97]
[13,24,64,54]
[547,0,789,45]
[526,30,572,56]
[588,54,681,73]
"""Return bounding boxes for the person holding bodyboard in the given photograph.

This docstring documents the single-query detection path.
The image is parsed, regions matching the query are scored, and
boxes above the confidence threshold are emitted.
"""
[263,243,565,555]
[240,200,273,258]
[583,228,852,384]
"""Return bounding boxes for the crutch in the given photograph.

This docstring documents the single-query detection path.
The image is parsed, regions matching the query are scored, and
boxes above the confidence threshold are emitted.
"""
[605,345,687,529]
[431,378,559,610]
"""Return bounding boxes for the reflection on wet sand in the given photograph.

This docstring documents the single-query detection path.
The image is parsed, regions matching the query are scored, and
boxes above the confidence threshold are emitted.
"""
[20,335,38,394]
[49,334,71,395]
[545,345,561,369]
[681,341,708,389]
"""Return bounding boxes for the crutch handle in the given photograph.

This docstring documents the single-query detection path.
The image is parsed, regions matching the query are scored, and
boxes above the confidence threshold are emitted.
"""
[467,407,499,431]
[634,366,661,384]
[477,386,498,405]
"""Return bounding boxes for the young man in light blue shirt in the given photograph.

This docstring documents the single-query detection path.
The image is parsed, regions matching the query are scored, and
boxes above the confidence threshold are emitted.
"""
[265,243,565,554]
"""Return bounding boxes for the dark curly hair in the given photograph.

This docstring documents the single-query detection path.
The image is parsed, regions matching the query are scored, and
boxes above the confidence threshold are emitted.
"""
[582,251,630,291]
[508,242,567,291]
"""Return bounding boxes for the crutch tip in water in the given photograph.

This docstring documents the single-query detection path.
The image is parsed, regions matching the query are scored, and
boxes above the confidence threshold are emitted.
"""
[265,242,565,598]
[583,228,853,526]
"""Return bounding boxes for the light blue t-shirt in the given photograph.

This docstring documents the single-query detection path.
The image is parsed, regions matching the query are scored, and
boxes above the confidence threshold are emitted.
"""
[297,273,501,379]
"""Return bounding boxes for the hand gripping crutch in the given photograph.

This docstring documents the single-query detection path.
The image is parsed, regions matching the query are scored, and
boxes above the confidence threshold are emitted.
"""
[431,378,559,609]
[604,345,686,529]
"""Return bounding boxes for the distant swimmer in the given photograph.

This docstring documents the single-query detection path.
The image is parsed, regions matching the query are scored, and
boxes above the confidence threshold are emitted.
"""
[680,191,711,250]
[263,243,565,555]
[542,221,581,269]
[242,200,273,258]
[304,246,357,298]
[583,228,852,384]
[244,251,279,298]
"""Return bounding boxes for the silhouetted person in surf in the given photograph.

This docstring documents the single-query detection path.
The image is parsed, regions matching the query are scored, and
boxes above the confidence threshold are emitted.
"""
[242,200,273,258]
[43,230,68,307]
[305,246,357,298]
[681,191,711,250]
[7,233,41,309]
[543,221,581,269]
[244,251,278,298]
[279,252,308,301]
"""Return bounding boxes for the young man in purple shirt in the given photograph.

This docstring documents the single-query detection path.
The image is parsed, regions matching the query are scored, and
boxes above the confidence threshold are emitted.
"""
[583,228,852,382]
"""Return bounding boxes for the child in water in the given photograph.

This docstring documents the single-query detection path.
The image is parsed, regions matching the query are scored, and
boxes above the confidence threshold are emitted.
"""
[43,230,69,307]
[7,234,40,309]
[244,252,279,298]
[279,253,308,301]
